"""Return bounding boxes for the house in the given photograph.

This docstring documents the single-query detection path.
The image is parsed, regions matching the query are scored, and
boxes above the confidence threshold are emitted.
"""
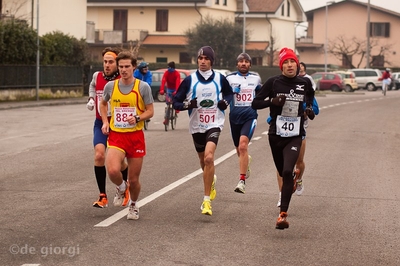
[296,0,400,69]
[86,0,306,66]
[1,0,307,67]
[1,0,87,39]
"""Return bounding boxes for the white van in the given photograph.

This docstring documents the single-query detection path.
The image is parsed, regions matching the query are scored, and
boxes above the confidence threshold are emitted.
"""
[350,69,382,91]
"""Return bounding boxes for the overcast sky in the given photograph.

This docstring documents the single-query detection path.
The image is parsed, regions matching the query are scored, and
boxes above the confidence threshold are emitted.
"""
[299,0,400,13]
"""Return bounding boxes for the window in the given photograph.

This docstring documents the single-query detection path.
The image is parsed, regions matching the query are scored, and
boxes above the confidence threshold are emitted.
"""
[371,56,384,67]
[325,74,335,80]
[281,4,285,16]
[287,1,290,17]
[179,52,191,63]
[223,0,227,5]
[114,10,128,42]
[215,0,219,4]
[156,57,168,63]
[342,55,352,68]
[370,22,390,37]
[156,10,168,32]
[252,57,262,66]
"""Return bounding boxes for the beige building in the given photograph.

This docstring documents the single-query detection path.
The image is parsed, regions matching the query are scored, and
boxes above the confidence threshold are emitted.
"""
[1,0,87,39]
[86,0,306,66]
[296,0,400,69]
[1,0,307,66]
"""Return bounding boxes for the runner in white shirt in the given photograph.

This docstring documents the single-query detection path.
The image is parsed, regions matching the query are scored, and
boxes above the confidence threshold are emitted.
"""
[226,53,261,194]
[173,46,233,216]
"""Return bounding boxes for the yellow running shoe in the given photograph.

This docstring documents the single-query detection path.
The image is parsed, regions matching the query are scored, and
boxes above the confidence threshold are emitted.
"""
[201,200,212,216]
[210,175,217,201]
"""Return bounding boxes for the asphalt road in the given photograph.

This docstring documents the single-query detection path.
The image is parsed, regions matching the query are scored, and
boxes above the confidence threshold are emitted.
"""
[1,91,399,266]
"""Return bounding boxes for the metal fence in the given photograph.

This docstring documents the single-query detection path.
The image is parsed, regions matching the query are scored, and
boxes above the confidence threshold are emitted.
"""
[0,65,84,89]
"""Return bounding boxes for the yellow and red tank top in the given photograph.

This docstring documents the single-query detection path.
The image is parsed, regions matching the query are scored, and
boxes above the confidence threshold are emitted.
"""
[109,79,145,132]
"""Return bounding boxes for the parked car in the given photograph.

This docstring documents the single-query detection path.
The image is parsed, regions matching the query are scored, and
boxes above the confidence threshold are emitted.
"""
[390,72,400,90]
[311,72,345,92]
[151,69,191,102]
[349,68,382,91]
[334,71,359,92]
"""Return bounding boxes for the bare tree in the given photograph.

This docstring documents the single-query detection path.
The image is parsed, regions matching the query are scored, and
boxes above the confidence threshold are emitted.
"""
[328,35,393,68]
[2,0,30,22]
[266,35,279,67]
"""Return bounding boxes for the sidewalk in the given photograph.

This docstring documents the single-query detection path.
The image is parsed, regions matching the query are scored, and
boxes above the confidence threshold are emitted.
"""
[0,97,87,110]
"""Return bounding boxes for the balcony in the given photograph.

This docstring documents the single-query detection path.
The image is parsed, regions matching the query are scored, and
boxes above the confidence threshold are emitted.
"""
[86,21,148,44]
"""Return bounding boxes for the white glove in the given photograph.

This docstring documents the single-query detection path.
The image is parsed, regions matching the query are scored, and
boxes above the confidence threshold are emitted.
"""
[87,98,95,111]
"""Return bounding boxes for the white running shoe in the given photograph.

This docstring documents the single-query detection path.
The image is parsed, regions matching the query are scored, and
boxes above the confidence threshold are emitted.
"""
[295,179,304,196]
[234,180,245,194]
[246,155,252,179]
[127,203,139,220]
[113,182,128,207]
[277,192,281,207]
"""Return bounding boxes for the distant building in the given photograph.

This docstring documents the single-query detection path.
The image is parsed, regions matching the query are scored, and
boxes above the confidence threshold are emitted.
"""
[296,0,400,68]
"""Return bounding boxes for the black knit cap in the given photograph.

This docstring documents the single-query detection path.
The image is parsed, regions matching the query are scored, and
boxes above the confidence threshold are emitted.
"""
[197,46,215,66]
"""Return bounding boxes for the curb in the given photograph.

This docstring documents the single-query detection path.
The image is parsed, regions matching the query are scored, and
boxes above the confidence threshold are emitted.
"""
[0,98,87,111]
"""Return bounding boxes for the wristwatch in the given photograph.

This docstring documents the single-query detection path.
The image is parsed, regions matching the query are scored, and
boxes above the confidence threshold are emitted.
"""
[135,115,140,122]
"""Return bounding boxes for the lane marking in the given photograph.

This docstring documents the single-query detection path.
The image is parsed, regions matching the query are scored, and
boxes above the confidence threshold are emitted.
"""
[95,149,239,227]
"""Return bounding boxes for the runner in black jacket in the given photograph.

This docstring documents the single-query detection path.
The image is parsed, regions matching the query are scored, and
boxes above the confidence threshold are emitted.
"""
[251,47,315,230]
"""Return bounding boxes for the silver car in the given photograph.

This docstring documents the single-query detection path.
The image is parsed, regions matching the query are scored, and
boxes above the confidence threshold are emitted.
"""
[350,68,383,91]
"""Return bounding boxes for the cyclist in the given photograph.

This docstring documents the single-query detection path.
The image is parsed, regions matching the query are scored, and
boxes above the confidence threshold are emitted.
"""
[160,61,181,125]
[134,62,153,124]
[379,68,391,95]
[133,61,152,85]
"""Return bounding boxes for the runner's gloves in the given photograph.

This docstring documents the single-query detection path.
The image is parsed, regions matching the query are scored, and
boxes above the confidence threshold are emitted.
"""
[184,98,197,110]
[270,95,286,106]
[305,106,315,120]
[217,99,229,110]
[87,98,95,111]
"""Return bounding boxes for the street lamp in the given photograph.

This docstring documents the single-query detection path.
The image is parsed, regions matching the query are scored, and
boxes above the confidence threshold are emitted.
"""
[324,1,334,72]
[36,0,40,101]
[242,0,249,53]
[366,0,370,68]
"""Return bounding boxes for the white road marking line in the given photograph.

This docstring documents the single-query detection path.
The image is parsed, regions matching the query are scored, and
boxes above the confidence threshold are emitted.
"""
[95,149,238,227]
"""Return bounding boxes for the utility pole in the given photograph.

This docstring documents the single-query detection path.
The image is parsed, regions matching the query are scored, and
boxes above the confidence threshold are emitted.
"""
[36,0,40,101]
[366,0,370,68]
[242,0,247,53]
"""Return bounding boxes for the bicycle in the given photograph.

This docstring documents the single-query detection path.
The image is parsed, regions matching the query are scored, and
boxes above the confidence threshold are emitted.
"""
[163,94,177,131]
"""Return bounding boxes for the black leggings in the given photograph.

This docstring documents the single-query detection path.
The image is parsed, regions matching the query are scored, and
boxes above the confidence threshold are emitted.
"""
[269,135,302,212]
